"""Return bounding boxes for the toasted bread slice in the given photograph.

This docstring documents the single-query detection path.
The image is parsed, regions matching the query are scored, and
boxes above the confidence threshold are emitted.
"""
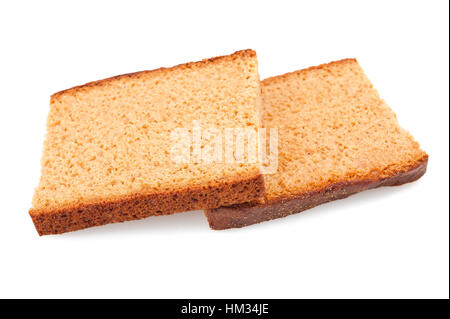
[206,59,428,229]
[30,50,265,235]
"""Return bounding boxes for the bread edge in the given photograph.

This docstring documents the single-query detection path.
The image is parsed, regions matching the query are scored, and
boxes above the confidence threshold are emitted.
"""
[205,156,428,230]
[51,49,257,100]
[262,58,357,86]
[30,173,265,235]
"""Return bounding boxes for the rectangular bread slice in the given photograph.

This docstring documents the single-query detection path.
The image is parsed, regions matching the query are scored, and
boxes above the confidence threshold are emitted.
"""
[30,50,265,235]
[206,59,428,229]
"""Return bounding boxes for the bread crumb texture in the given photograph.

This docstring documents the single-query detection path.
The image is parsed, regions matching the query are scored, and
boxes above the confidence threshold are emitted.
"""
[261,59,427,203]
[30,50,264,234]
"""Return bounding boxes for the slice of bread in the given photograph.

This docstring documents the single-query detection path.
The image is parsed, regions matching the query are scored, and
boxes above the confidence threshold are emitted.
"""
[30,50,265,235]
[206,59,428,229]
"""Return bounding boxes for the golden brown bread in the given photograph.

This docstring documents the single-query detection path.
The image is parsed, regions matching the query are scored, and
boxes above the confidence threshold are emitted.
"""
[30,50,265,235]
[206,59,428,229]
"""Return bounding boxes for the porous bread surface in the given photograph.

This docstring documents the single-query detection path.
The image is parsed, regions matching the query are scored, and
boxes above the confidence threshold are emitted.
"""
[206,59,428,229]
[261,59,427,203]
[30,50,264,234]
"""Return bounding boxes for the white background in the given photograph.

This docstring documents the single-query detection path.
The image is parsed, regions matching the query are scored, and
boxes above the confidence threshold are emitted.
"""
[0,0,448,299]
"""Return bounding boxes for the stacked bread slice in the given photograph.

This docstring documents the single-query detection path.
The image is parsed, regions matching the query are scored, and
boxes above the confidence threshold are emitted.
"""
[30,52,427,235]
[206,59,428,229]
[30,50,265,235]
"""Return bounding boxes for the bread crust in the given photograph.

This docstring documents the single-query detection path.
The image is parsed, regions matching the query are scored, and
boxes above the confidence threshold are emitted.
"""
[262,58,357,85]
[51,49,256,100]
[205,156,428,230]
[30,174,265,235]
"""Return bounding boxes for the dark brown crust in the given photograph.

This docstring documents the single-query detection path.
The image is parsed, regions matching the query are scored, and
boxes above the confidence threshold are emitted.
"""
[51,49,256,100]
[30,174,265,235]
[205,158,428,230]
